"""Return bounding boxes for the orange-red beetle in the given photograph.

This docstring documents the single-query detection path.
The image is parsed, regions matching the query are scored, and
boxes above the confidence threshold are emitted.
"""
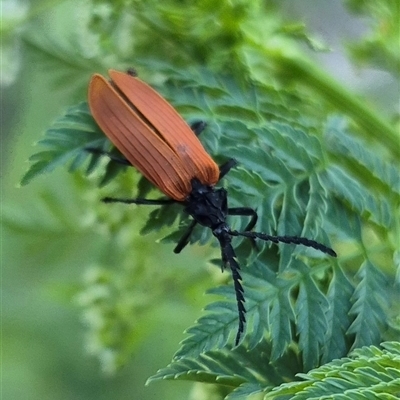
[88,69,336,345]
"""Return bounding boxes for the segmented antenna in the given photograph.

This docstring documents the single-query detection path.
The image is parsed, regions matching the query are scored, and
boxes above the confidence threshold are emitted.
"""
[229,257,246,346]
[229,230,337,257]
[218,236,246,345]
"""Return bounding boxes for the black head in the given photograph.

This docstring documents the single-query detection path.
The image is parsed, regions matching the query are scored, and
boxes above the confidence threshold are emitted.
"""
[184,179,228,230]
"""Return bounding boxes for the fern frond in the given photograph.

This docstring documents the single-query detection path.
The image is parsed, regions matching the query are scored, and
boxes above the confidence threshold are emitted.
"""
[269,280,296,361]
[149,339,301,389]
[150,341,400,399]
[347,260,391,350]
[321,165,392,229]
[21,102,119,186]
[173,259,281,359]
[295,262,330,371]
[321,265,354,363]
[225,383,264,400]
[326,117,400,197]
[263,342,400,399]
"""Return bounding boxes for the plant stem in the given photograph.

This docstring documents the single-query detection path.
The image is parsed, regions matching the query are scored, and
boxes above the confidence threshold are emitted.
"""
[267,50,400,158]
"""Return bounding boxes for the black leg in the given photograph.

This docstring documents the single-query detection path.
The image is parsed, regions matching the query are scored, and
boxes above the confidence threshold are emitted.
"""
[173,219,198,254]
[228,207,258,249]
[190,121,207,136]
[228,207,258,232]
[219,159,238,180]
[126,68,138,77]
[102,197,175,205]
[86,147,131,166]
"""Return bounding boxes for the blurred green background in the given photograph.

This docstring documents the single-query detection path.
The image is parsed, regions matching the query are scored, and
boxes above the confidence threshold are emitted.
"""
[2,0,398,399]
[2,49,205,400]
[3,3,213,398]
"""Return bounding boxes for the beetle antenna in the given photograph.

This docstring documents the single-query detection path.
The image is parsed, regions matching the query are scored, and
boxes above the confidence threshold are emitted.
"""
[217,235,246,345]
[231,259,246,346]
[229,230,337,257]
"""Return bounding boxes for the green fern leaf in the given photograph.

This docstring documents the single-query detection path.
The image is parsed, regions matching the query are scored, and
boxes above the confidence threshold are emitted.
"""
[149,339,301,389]
[147,342,400,400]
[225,383,265,400]
[347,261,391,350]
[322,265,354,363]
[21,102,116,185]
[269,281,296,361]
[301,174,327,236]
[262,342,400,399]
[326,117,400,197]
[173,300,238,359]
[172,267,261,358]
[321,165,392,229]
[295,262,330,370]
[148,351,248,387]
[173,257,297,361]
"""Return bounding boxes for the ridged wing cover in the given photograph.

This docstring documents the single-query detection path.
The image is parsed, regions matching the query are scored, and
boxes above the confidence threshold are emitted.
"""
[88,71,219,201]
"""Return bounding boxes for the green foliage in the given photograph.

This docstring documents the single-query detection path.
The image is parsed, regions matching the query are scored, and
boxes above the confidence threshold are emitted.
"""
[149,342,400,399]
[344,0,400,76]
[8,0,399,398]
[20,102,129,187]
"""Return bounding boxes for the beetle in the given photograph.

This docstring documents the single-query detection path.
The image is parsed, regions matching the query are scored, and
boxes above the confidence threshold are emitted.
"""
[87,69,336,345]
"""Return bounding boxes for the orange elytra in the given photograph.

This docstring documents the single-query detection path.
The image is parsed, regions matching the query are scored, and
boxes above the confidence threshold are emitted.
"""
[88,69,219,201]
